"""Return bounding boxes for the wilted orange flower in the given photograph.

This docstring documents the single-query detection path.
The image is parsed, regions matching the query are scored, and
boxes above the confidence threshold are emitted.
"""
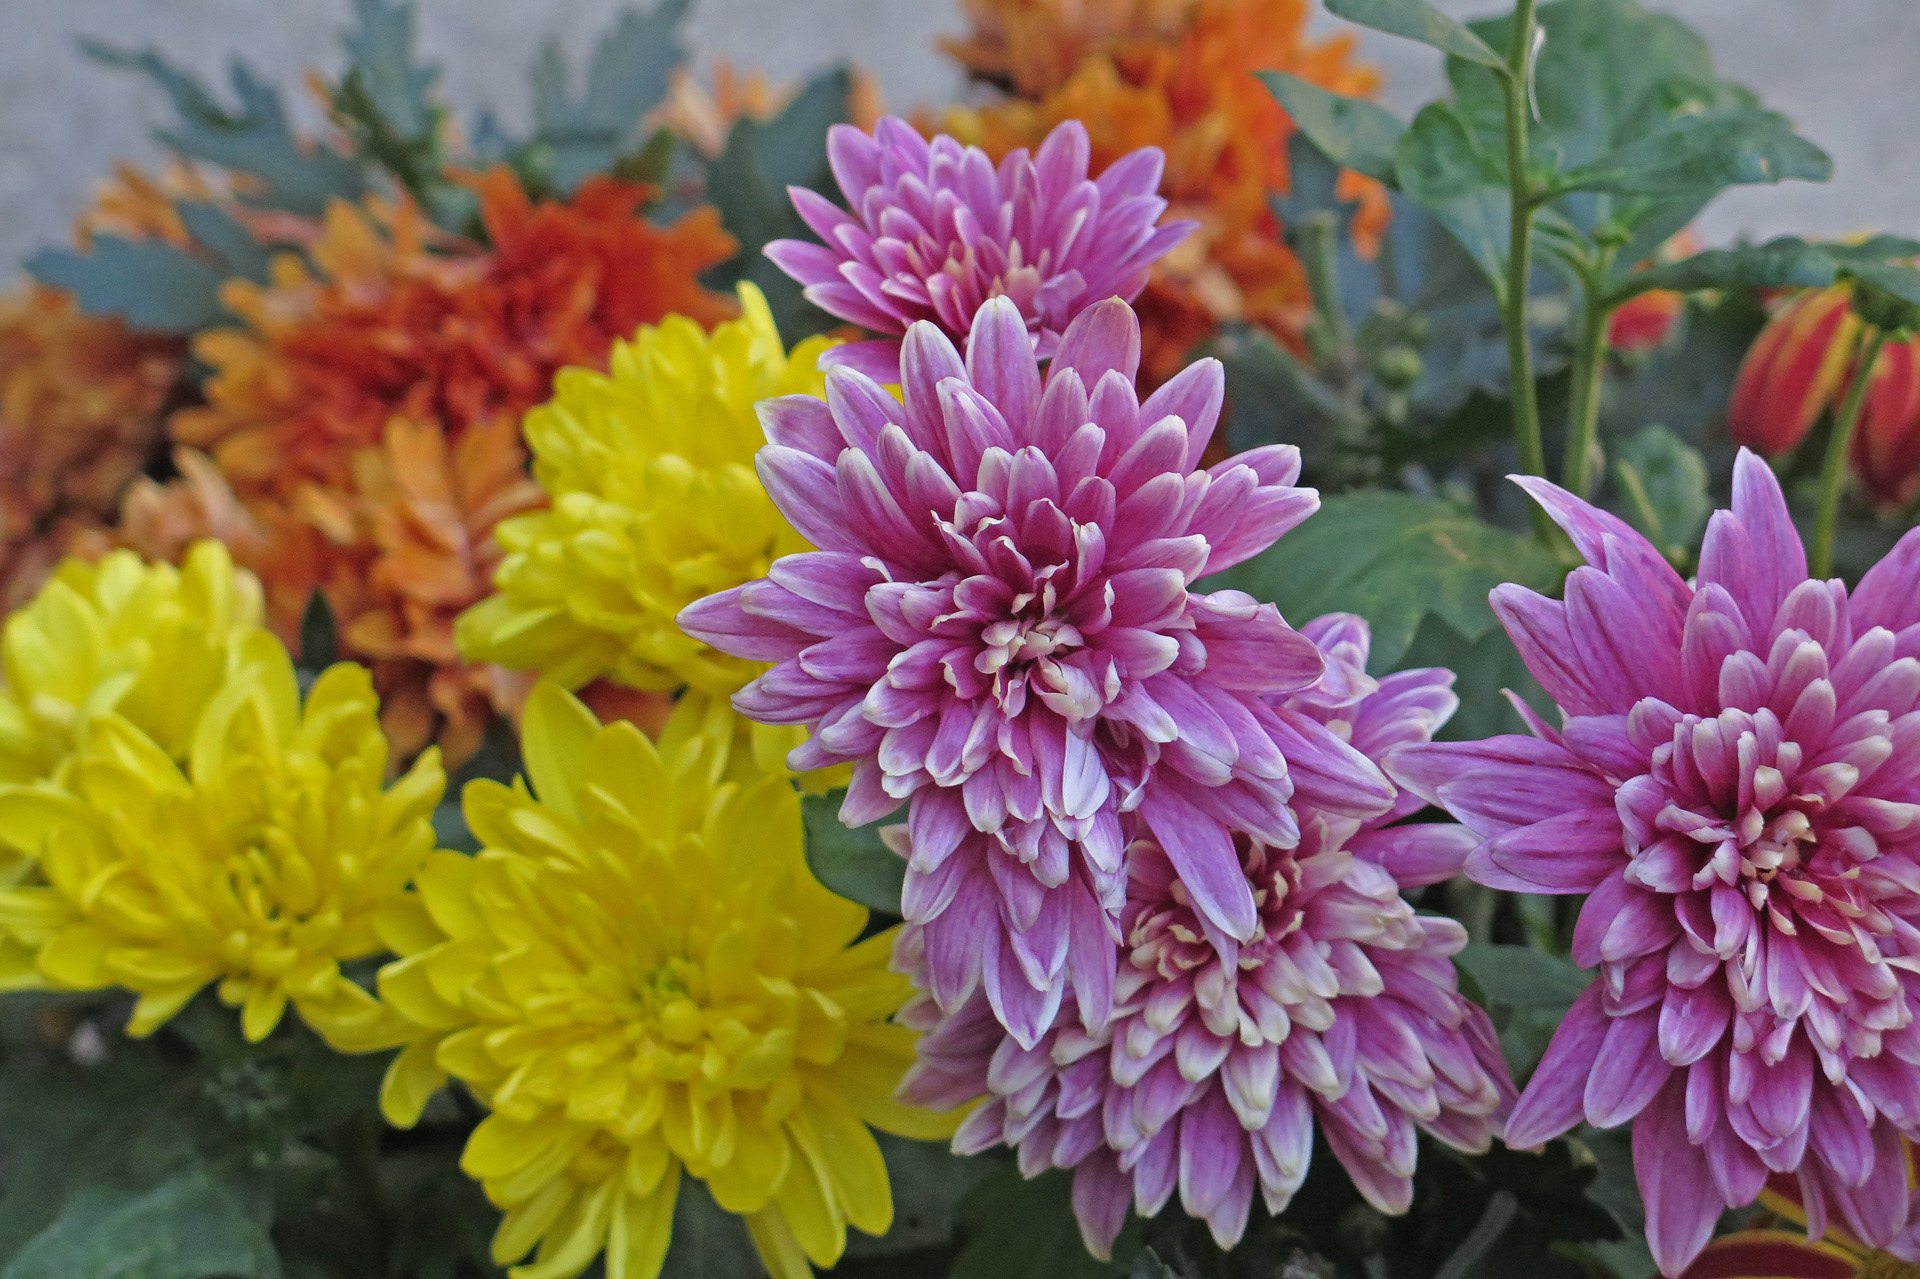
[947,0,1385,385]
[146,167,736,757]
[0,286,181,609]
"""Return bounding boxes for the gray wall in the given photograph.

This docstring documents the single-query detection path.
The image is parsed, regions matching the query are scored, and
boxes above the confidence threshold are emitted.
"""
[3,0,1917,273]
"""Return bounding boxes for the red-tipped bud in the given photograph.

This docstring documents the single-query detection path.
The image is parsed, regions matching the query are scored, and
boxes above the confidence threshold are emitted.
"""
[1727,286,1861,456]
[1848,335,1920,506]
[1607,288,1683,353]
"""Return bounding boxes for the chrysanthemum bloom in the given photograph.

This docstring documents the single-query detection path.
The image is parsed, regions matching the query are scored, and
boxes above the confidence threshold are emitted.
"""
[1391,451,1920,1276]
[1727,286,1863,459]
[458,283,832,697]
[0,541,262,802]
[152,168,735,756]
[764,116,1194,380]
[945,0,1385,386]
[372,684,954,1279]
[1608,289,1684,354]
[0,638,438,1050]
[900,614,1510,1256]
[1674,1147,1920,1276]
[0,285,181,608]
[942,0,1203,98]
[681,296,1341,1041]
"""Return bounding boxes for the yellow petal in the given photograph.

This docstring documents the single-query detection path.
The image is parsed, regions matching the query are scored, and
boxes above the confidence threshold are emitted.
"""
[793,1092,892,1238]
[519,682,601,823]
[509,1174,618,1279]
[605,1172,680,1279]
[743,1207,814,1279]
[381,1036,449,1128]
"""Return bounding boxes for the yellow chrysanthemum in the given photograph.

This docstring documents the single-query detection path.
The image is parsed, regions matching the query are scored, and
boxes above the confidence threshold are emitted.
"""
[0,540,264,798]
[456,281,832,698]
[373,683,953,1279]
[0,639,441,1050]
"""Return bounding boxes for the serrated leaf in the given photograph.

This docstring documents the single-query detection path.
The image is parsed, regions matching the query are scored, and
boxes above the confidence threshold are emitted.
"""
[954,1165,1138,1279]
[175,203,275,282]
[25,239,227,333]
[1553,108,1830,198]
[340,0,440,141]
[528,0,692,194]
[1394,103,1509,295]
[1612,425,1710,557]
[1326,0,1504,68]
[83,41,364,216]
[1204,491,1563,670]
[1258,73,1405,184]
[2,1165,281,1279]
[803,791,903,914]
[702,67,853,339]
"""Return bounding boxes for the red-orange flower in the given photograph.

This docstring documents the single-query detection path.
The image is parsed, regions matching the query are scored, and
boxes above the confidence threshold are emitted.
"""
[1727,286,1862,457]
[0,286,181,609]
[1609,288,1684,353]
[946,0,1385,385]
[1848,337,1920,507]
[1674,1154,1920,1278]
[145,168,737,757]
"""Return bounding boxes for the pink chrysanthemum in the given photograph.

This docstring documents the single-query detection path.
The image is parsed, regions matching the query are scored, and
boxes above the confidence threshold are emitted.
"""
[678,296,1379,1043]
[765,116,1194,381]
[899,615,1512,1256]
[1391,450,1920,1277]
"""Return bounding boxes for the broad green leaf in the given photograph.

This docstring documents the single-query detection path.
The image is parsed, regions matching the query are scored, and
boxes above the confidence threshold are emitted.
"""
[803,792,903,914]
[1130,1251,1181,1279]
[2,1165,280,1279]
[1257,72,1405,184]
[25,237,226,334]
[1612,425,1710,560]
[1618,234,1920,301]
[1844,260,1920,309]
[703,68,853,339]
[1393,104,1509,294]
[527,0,693,193]
[1205,491,1562,670]
[1552,108,1830,198]
[1395,612,1550,744]
[843,1135,992,1257]
[954,1165,1138,1279]
[1326,0,1504,68]
[1456,943,1591,1076]
[82,40,365,216]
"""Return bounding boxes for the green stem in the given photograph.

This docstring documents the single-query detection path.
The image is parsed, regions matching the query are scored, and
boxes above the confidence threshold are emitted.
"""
[1500,0,1550,539]
[1300,211,1350,363]
[1811,326,1887,578]
[1434,1192,1520,1279]
[1562,281,1617,498]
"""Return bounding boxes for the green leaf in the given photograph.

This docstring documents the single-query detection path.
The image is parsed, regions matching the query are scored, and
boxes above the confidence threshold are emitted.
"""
[658,1179,760,1279]
[1393,104,1509,294]
[1325,0,1505,68]
[82,40,365,217]
[954,1165,1138,1279]
[528,0,693,194]
[1205,491,1562,670]
[24,238,226,334]
[1257,73,1405,184]
[1620,234,1920,301]
[803,791,903,914]
[297,590,339,671]
[1129,1251,1180,1279]
[1552,108,1830,198]
[329,0,466,226]
[1456,945,1589,1010]
[844,1135,992,1257]
[1611,425,1710,559]
[702,68,853,338]
[2,1165,281,1279]
[1395,612,1550,744]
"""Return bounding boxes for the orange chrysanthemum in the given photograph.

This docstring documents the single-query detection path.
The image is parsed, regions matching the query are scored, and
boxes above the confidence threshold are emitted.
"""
[144,168,737,757]
[0,286,181,609]
[947,0,1386,385]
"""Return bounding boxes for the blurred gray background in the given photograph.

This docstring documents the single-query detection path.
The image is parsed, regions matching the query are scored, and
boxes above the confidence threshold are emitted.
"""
[4,0,1917,271]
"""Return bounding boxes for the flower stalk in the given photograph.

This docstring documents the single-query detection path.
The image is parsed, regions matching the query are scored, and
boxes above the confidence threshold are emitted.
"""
[1811,325,1887,577]
[1562,252,1620,499]
[1500,0,1550,540]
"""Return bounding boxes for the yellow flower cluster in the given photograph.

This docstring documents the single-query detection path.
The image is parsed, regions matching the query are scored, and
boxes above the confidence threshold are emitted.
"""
[457,282,830,698]
[0,544,440,1048]
[374,684,951,1279]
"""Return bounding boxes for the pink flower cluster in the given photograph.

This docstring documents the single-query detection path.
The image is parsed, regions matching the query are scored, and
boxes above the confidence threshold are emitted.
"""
[1395,453,1920,1276]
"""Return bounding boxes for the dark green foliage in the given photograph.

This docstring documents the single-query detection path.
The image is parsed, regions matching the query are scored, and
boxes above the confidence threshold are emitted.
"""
[1205,491,1562,670]
[2,1167,281,1279]
[803,791,905,915]
[524,0,693,195]
[953,1165,1140,1279]
[701,69,856,339]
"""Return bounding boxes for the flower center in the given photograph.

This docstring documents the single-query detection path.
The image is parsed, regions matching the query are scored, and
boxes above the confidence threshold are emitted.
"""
[977,609,1082,675]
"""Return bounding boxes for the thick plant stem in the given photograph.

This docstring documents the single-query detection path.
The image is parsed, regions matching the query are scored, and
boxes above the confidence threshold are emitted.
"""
[1500,0,1550,539]
[1811,326,1886,578]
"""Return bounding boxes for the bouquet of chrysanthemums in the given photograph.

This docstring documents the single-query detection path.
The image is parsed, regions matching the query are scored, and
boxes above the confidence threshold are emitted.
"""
[5,0,1920,1276]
